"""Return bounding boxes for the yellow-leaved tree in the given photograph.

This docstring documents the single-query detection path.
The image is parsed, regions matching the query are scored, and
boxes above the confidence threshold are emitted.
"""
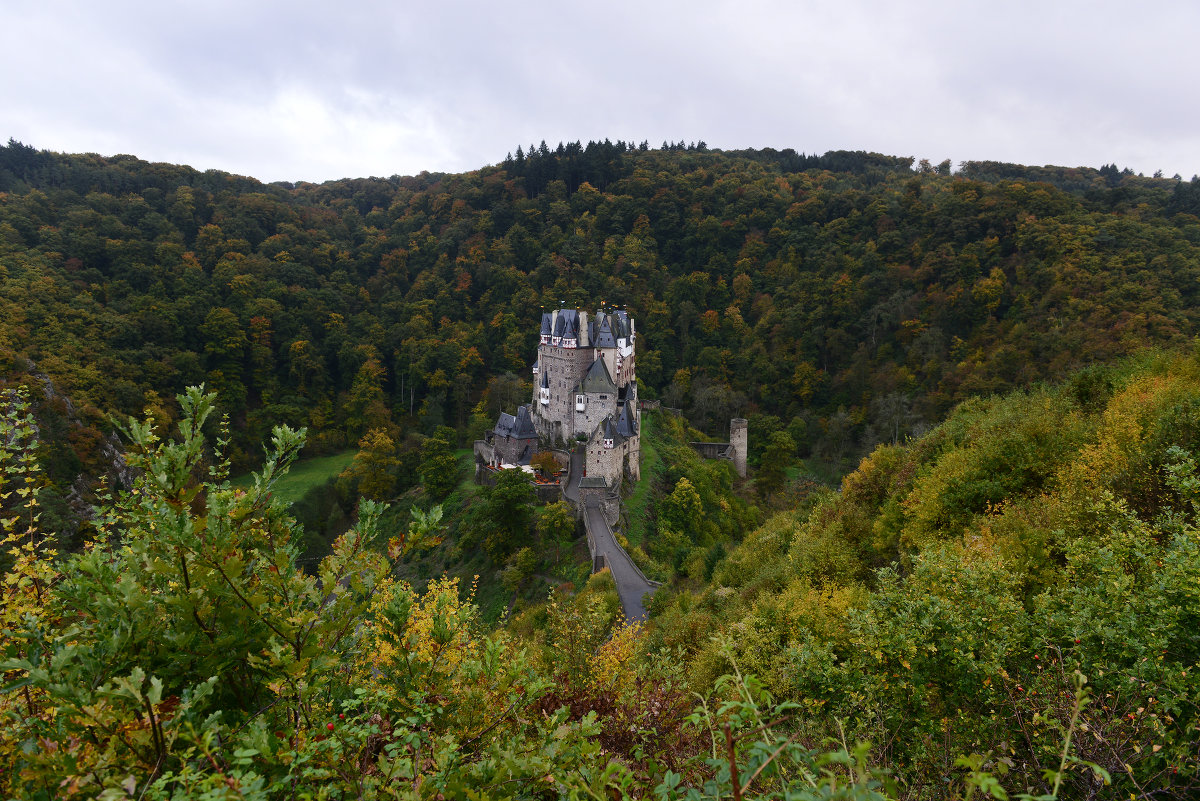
[0,386,60,795]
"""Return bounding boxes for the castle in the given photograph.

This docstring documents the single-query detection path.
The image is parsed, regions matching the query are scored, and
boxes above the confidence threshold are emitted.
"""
[477,305,640,491]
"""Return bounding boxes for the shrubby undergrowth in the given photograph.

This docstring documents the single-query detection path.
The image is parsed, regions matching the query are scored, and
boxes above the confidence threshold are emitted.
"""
[0,388,889,799]
[5,350,1200,799]
[649,351,1200,798]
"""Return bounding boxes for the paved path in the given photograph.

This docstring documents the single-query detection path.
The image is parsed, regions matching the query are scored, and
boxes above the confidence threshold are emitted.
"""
[559,445,656,621]
[584,502,656,622]
[562,446,583,503]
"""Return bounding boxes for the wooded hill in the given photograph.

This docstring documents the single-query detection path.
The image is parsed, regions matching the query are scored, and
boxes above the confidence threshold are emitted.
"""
[5,138,1200,537]
[648,349,1200,797]
[5,139,1200,798]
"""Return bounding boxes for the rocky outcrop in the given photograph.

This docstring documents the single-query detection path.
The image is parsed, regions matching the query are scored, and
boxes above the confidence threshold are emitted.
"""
[23,364,135,533]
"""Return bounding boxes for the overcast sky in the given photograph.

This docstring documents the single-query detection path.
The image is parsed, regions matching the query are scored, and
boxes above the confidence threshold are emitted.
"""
[4,0,1198,184]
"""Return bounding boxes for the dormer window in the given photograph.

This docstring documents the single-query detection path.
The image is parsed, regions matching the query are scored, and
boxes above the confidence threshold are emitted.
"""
[563,337,577,349]
[603,437,614,449]
[539,387,550,405]
[532,364,539,375]
[540,334,550,344]
[552,336,561,346]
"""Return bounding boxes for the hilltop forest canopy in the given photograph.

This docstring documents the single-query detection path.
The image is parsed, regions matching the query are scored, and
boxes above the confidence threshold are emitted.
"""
[4,137,1200,527]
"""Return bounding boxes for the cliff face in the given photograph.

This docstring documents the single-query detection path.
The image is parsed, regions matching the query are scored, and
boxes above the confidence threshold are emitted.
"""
[24,364,135,540]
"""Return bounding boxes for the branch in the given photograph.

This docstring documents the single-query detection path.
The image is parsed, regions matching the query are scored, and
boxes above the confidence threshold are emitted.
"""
[725,723,743,801]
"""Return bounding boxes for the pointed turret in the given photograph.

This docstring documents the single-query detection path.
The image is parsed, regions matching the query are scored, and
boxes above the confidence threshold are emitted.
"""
[616,400,637,438]
[602,415,624,449]
[594,315,617,349]
[553,308,581,348]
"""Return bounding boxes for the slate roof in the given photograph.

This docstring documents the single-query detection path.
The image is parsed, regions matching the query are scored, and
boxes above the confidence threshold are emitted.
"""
[613,310,631,340]
[514,405,536,436]
[578,476,609,489]
[594,316,617,349]
[616,402,638,438]
[495,404,537,439]
[553,309,580,339]
[576,357,617,395]
[495,412,517,437]
[603,415,627,446]
[540,312,553,337]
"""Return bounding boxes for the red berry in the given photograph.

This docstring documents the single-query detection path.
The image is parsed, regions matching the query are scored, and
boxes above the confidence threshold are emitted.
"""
[1074,639,1081,644]
[326,722,335,731]
[1033,654,1038,660]
[339,713,345,719]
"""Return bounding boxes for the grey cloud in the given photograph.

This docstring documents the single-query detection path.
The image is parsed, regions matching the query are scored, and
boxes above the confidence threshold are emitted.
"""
[3,0,1198,182]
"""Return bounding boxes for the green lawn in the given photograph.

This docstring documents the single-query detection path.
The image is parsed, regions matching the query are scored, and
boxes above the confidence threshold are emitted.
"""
[233,449,357,506]
[622,413,661,547]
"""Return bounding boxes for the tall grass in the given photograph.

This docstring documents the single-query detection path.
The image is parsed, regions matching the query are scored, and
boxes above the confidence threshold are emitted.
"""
[624,413,662,547]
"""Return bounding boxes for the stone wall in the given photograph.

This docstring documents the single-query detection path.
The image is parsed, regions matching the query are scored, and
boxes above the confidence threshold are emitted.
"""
[494,433,536,465]
[534,483,562,503]
[473,439,495,480]
[572,390,616,442]
[586,434,631,488]
[532,344,597,443]
[595,336,635,386]
[583,438,640,508]
[625,436,641,481]
[475,464,561,503]
[689,442,733,460]
[578,483,621,528]
[688,418,749,478]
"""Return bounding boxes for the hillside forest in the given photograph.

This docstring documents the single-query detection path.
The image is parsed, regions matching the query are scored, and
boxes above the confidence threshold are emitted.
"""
[2,140,1200,799]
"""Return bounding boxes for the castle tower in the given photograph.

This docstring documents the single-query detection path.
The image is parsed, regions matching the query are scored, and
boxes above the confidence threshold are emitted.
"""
[481,306,639,491]
[730,418,748,478]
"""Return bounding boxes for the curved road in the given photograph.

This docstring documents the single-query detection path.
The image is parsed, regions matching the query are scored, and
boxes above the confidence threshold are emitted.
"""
[561,445,655,621]
[584,502,656,622]
[562,446,583,503]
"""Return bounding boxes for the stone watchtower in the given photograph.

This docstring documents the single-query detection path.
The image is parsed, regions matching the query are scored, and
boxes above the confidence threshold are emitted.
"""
[730,418,748,478]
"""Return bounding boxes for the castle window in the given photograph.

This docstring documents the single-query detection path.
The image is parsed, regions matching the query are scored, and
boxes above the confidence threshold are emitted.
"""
[603,437,614,449]
[575,394,585,411]
[598,394,608,400]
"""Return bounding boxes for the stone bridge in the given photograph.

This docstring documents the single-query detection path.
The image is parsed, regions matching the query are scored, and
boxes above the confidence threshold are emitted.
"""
[688,418,748,477]
[689,441,736,460]
[562,445,659,622]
